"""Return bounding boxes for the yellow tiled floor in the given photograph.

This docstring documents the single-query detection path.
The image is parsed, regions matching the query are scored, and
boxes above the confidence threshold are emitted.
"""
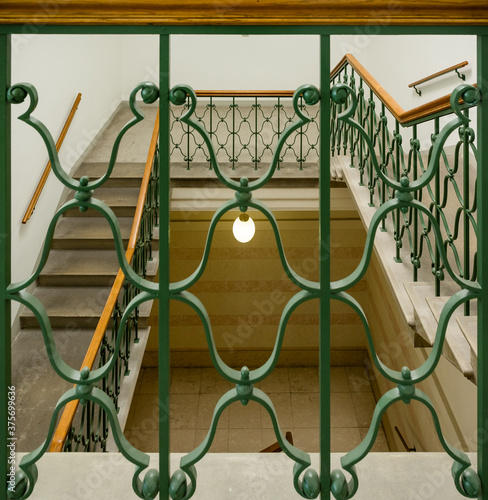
[124,366,390,453]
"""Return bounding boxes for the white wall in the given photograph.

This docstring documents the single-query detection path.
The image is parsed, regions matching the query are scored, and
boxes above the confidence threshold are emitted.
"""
[355,35,476,111]
[11,35,124,321]
[120,35,323,93]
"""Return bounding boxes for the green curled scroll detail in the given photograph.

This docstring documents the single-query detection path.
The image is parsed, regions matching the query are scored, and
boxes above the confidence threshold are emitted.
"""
[9,287,155,386]
[330,82,480,194]
[9,387,156,500]
[169,83,320,193]
[169,388,319,500]
[172,288,314,387]
[170,197,318,295]
[333,288,476,386]
[7,81,159,192]
[330,387,480,499]
[331,198,480,294]
[8,197,157,296]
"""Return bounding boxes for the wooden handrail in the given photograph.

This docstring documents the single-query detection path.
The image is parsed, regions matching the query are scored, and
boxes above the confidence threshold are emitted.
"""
[49,109,160,452]
[409,61,468,89]
[330,54,474,126]
[22,93,82,224]
[1,0,488,26]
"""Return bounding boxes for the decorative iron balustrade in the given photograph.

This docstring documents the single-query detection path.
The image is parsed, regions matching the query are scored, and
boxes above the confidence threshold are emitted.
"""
[170,91,320,171]
[6,80,162,498]
[328,80,481,498]
[2,28,488,500]
[63,144,160,453]
[330,57,478,316]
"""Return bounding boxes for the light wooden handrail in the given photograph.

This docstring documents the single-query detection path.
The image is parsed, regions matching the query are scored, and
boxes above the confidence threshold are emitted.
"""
[22,93,82,224]
[49,109,160,452]
[409,61,468,89]
[330,54,474,126]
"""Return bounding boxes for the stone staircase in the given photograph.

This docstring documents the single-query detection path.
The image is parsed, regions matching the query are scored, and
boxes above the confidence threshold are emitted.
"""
[12,104,159,451]
[333,151,479,384]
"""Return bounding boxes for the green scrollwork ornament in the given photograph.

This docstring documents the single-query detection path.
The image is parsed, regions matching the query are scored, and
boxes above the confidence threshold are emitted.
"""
[7,81,159,192]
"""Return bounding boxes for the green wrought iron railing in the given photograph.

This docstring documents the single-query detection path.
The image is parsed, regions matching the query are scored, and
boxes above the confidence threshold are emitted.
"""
[48,108,160,452]
[2,24,488,500]
[330,54,478,316]
[170,89,320,171]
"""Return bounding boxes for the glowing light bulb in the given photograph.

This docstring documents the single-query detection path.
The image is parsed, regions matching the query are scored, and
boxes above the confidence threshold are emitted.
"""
[232,213,255,243]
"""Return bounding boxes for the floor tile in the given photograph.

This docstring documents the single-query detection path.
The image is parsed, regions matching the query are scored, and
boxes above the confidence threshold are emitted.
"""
[228,428,262,452]
[346,366,374,393]
[127,365,391,453]
[260,393,293,429]
[359,426,390,452]
[352,392,376,428]
[293,428,320,452]
[331,393,358,428]
[171,429,196,453]
[125,428,159,452]
[195,428,229,453]
[131,394,159,430]
[200,368,232,394]
[290,393,319,428]
[330,367,351,393]
[288,367,319,393]
[170,394,199,430]
[197,393,230,430]
[258,368,290,393]
[171,368,202,394]
[229,400,262,429]
[331,427,362,452]
[140,368,159,394]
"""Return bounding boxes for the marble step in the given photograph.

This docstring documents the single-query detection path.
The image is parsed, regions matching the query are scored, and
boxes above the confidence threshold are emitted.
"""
[38,249,158,287]
[12,327,150,452]
[73,162,146,188]
[63,187,141,218]
[404,281,475,382]
[20,286,153,329]
[52,217,159,250]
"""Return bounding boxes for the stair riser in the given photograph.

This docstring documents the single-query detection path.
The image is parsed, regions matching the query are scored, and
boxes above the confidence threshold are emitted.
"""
[63,207,137,218]
[20,316,151,330]
[38,276,117,287]
[52,239,160,251]
[73,177,143,188]
[38,270,158,287]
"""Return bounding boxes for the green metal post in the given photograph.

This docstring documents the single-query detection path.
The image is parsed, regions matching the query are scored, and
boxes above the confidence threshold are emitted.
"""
[477,34,488,500]
[413,125,419,283]
[320,34,331,499]
[463,109,470,316]
[0,34,11,496]
[159,33,171,500]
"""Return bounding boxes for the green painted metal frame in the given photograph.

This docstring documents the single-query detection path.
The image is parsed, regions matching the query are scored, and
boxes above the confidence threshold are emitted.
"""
[477,35,488,500]
[0,22,487,500]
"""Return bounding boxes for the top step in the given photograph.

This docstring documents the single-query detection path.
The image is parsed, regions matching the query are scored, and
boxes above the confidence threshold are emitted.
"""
[73,162,146,188]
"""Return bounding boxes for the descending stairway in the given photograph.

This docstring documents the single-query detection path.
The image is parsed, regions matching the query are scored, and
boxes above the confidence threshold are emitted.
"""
[12,104,159,451]
[333,149,479,384]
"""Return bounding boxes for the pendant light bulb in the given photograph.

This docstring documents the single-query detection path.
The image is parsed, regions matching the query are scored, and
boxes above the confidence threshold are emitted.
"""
[233,213,255,243]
